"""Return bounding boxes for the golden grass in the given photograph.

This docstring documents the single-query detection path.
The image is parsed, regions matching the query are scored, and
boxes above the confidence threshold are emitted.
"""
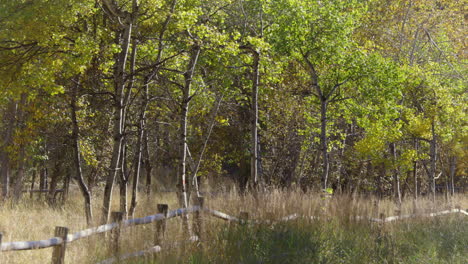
[0,187,466,264]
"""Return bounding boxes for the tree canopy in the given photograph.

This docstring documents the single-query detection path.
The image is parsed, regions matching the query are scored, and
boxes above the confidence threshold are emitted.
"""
[0,0,465,219]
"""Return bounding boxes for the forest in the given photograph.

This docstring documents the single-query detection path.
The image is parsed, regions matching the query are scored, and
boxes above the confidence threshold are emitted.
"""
[0,0,466,239]
[1,0,467,263]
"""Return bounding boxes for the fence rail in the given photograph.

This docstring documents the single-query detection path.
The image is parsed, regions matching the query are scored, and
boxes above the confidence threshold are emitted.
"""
[1,201,466,263]
[0,206,201,252]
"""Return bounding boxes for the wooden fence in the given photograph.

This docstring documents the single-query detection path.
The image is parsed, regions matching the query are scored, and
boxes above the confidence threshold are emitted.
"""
[1,197,467,264]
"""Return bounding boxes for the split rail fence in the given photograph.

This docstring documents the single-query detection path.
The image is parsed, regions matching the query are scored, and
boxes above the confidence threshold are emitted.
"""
[1,196,467,264]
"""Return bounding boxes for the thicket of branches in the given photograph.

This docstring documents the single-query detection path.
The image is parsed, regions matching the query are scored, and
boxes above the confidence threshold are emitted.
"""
[0,0,465,224]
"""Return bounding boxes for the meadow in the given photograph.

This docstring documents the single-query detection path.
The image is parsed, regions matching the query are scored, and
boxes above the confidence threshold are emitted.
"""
[0,189,466,264]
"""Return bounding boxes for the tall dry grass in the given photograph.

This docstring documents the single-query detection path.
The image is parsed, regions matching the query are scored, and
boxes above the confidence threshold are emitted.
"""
[0,187,466,263]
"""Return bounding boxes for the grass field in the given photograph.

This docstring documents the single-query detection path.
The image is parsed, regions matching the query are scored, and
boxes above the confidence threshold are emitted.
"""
[0,189,467,263]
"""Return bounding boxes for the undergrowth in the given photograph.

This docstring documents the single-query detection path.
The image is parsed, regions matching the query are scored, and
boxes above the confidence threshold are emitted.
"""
[0,189,467,263]
[150,216,468,264]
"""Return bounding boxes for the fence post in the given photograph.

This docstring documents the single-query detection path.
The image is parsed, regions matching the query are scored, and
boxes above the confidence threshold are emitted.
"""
[240,211,249,225]
[155,204,168,245]
[51,226,69,264]
[110,212,124,258]
[193,197,204,241]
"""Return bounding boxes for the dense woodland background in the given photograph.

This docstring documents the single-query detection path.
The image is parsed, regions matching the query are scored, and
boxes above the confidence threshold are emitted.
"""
[0,0,466,225]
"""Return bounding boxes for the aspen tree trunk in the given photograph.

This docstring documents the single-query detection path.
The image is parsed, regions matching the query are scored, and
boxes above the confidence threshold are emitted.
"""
[135,0,177,197]
[129,73,148,215]
[190,94,223,196]
[101,4,133,223]
[102,39,127,223]
[320,99,329,190]
[141,79,152,197]
[238,45,261,192]
[251,51,260,190]
[179,45,201,210]
[304,54,334,190]
[71,79,93,225]
[119,35,138,219]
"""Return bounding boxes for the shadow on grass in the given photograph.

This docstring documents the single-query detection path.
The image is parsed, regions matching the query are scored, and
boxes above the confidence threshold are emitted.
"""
[127,215,467,264]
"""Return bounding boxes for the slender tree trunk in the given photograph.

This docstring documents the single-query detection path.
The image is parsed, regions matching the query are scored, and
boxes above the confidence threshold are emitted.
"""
[257,136,264,184]
[190,94,223,196]
[144,129,152,195]
[118,33,139,219]
[12,150,26,202]
[445,170,449,202]
[102,17,132,224]
[0,155,11,200]
[12,93,28,202]
[48,161,61,206]
[303,54,339,191]
[63,168,70,203]
[413,162,418,200]
[140,0,177,196]
[127,76,146,216]
[178,45,201,236]
[320,99,329,190]
[129,118,144,217]
[118,142,130,218]
[251,51,260,190]
[429,120,437,203]
[119,179,128,217]
[1,100,17,200]
[449,156,456,196]
[413,139,418,200]
[38,167,48,201]
[178,45,201,210]
[390,142,402,206]
[71,78,93,225]
[102,61,125,223]
[30,169,37,199]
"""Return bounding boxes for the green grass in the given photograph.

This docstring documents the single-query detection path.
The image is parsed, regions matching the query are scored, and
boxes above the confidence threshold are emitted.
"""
[144,215,468,264]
